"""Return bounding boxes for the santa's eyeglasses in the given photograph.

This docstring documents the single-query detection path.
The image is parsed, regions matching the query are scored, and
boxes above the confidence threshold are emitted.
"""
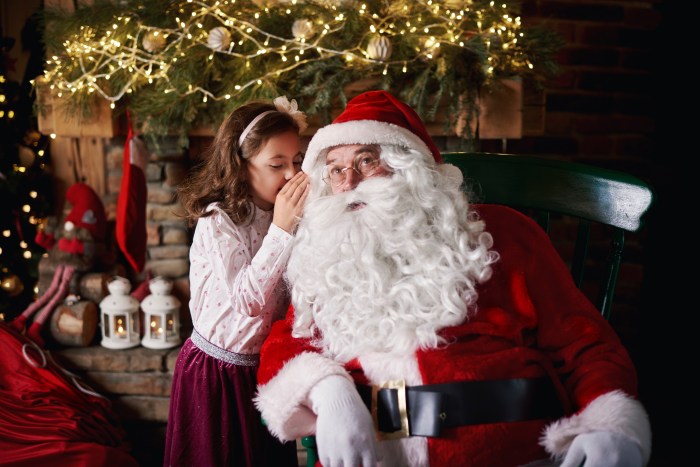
[322,153,385,187]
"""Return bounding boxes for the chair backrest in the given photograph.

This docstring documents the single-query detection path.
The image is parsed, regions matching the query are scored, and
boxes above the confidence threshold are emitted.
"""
[442,152,655,320]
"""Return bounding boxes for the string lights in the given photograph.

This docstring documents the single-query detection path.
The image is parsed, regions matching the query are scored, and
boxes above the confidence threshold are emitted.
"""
[39,0,560,139]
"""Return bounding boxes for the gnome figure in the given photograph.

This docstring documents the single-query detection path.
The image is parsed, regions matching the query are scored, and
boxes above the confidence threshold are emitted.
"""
[57,182,107,260]
[12,183,109,346]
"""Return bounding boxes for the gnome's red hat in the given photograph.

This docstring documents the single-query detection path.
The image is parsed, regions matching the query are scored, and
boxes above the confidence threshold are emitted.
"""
[302,90,442,172]
[64,182,107,241]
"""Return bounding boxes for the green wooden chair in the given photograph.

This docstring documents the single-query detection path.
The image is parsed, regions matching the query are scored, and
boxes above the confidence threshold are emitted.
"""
[298,152,654,466]
[442,152,654,319]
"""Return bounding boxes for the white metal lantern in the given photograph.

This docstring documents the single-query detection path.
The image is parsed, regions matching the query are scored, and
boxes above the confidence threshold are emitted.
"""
[140,276,181,349]
[99,276,141,349]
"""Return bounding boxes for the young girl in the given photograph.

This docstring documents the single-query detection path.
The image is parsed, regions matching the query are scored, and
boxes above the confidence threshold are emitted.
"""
[164,97,309,467]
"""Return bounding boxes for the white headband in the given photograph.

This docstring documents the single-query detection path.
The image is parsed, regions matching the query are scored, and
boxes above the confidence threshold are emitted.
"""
[237,96,309,155]
[238,110,275,148]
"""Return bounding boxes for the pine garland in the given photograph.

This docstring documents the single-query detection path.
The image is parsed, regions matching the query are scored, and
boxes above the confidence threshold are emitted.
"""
[39,0,562,145]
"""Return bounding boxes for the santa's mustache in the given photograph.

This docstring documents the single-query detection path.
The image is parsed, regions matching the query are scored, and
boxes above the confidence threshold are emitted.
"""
[301,176,410,232]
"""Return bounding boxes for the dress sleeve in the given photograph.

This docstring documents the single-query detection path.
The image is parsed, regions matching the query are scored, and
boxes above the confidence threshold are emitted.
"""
[202,210,293,318]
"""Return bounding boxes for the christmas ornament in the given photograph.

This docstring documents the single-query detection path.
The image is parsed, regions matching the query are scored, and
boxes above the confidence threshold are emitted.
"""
[366,36,392,61]
[1,273,24,298]
[18,145,36,167]
[292,19,315,40]
[207,27,232,52]
[142,31,165,53]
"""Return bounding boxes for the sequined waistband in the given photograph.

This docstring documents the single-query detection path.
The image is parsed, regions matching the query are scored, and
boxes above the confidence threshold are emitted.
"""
[190,328,260,367]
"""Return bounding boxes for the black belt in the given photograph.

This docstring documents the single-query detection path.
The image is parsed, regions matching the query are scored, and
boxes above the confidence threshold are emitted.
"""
[356,377,563,439]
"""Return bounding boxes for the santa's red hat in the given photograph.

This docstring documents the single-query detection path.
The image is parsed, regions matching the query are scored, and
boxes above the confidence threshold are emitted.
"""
[302,90,442,172]
[63,182,107,241]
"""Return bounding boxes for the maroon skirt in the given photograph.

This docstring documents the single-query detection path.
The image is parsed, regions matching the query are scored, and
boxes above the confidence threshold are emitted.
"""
[164,334,297,467]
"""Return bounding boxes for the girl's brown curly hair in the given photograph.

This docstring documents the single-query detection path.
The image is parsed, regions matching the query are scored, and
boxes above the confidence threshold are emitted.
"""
[178,101,301,227]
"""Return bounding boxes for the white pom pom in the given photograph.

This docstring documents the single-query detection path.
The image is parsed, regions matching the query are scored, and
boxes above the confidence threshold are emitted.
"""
[437,163,464,189]
[207,27,232,52]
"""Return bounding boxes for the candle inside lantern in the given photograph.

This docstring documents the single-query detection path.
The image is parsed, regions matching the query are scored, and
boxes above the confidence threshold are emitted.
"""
[150,316,163,339]
[114,315,128,339]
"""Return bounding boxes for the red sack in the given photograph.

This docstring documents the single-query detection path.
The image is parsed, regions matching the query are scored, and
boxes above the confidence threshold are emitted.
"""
[0,323,138,466]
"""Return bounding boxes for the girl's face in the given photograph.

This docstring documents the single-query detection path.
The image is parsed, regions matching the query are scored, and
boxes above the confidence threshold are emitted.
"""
[247,129,303,211]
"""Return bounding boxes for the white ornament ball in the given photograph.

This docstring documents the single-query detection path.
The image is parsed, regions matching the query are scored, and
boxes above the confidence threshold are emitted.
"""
[142,31,166,53]
[207,27,232,52]
[292,19,314,40]
[366,36,392,61]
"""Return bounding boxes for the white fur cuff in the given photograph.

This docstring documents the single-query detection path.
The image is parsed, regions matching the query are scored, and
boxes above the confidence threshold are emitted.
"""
[540,390,651,463]
[254,352,351,441]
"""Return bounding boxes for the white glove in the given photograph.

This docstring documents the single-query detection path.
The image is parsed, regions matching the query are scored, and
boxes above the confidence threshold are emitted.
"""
[560,431,643,467]
[308,375,378,467]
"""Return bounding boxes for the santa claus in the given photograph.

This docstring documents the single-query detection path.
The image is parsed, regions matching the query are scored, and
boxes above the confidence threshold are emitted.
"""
[255,91,651,467]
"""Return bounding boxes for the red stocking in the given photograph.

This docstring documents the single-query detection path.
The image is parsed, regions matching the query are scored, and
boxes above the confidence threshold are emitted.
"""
[116,113,148,272]
[27,266,75,347]
[10,264,65,332]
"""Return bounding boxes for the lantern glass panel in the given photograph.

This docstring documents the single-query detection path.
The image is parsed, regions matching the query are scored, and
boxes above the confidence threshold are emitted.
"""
[166,313,176,338]
[150,315,163,340]
[113,314,128,339]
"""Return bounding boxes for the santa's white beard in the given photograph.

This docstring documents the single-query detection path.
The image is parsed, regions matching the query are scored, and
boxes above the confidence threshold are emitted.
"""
[286,163,497,361]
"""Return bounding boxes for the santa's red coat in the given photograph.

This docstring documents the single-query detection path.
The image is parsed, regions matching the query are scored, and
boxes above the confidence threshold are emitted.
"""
[256,204,650,466]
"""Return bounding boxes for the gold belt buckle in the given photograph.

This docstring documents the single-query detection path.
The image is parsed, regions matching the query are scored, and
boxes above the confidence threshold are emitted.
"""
[371,379,410,440]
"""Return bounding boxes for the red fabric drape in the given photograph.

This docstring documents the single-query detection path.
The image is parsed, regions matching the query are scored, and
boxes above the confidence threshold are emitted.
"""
[0,323,138,466]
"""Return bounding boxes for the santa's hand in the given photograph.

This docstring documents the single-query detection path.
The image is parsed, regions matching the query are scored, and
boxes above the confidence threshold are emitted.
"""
[309,375,377,467]
[560,431,643,467]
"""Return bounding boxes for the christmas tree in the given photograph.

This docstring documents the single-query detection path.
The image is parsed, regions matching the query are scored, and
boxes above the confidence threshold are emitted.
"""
[0,27,53,322]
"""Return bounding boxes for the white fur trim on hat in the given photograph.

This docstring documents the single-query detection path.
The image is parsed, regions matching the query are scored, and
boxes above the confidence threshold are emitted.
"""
[302,119,433,172]
[254,351,351,441]
[540,390,651,463]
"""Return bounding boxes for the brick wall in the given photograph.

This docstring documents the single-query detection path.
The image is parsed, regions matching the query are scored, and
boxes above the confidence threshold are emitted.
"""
[104,136,194,334]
